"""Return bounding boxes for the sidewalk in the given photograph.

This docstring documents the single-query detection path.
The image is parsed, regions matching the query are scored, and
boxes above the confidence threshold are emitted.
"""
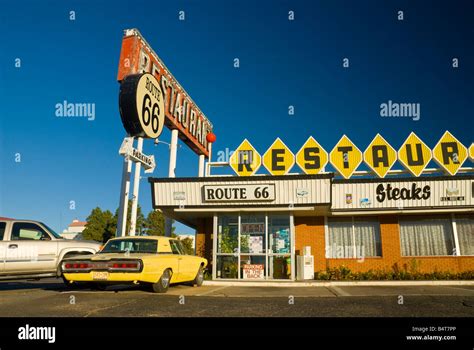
[203,280,474,287]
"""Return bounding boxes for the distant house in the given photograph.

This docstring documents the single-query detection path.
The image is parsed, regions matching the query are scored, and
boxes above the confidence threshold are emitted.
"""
[61,219,87,240]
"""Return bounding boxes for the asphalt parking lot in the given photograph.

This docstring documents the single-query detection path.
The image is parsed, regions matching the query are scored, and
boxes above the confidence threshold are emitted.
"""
[0,278,473,317]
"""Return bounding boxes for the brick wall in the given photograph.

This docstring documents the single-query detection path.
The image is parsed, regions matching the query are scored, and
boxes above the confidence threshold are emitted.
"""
[295,215,474,274]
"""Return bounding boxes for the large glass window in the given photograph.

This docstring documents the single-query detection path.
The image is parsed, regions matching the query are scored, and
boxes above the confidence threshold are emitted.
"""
[240,215,265,254]
[399,215,455,256]
[217,215,238,254]
[216,256,238,279]
[268,216,291,254]
[354,217,382,258]
[326,217,381,258]
[455,214,474,256]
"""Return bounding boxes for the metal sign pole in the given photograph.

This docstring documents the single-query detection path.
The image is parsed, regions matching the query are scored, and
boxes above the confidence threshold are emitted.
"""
[198,154,205,177]
[116,137,134,238]
[129,137,143,236]
[165,129,179,237]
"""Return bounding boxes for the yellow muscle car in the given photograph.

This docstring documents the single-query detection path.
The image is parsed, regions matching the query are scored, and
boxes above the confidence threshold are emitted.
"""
[61,236,207,293]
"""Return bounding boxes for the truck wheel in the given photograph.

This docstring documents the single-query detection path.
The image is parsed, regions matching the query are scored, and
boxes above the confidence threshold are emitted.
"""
[192,266,204,287]
[150,269,171,293]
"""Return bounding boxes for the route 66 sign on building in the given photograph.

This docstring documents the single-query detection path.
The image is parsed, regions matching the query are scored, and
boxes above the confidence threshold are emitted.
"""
[119,73,165,139]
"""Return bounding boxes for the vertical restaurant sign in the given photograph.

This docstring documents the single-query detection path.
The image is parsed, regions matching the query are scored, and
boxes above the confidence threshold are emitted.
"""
[117,28,212,157]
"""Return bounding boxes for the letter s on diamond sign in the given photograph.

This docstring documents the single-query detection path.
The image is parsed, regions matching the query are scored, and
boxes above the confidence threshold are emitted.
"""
[119,73,165,139]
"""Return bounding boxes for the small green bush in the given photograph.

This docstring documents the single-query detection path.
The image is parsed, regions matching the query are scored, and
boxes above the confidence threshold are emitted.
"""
[314,266,474,281]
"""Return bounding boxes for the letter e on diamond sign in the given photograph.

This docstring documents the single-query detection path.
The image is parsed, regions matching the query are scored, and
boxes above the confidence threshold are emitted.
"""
[262,138,295,176]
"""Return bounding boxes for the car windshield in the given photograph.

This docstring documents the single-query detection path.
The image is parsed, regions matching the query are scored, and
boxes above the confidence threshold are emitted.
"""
[100,239,158,254]
[41,223,63,239]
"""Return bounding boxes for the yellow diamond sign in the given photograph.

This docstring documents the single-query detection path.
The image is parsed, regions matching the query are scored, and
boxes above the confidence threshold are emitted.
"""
[469,143,474,162]
[329,135,363,179]
[229,139,261,176]
[262,138,295,175]
[398,132,432,177]
[432,131,468,175]
[363,134,397,178]
[295,136,328,174]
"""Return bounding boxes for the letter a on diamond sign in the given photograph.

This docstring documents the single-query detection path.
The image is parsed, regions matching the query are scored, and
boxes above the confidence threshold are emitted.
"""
[229,139,261,176]
[432,131,468,175]
[263,138,295,175]
[329,135,363,179]
[363,134,397,178]
[398,132,432,177]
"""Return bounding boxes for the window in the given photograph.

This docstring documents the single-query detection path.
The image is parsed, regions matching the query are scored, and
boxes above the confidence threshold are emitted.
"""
[326,217,381,258]
[399,215,455,256]
[100,239,158,254]
[170,240,182,255]
[11,223,51,241]
[0,222,6,240]
[455,214,474,256]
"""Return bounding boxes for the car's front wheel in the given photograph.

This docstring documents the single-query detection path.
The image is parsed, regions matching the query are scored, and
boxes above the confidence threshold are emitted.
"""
[150,269,171,293]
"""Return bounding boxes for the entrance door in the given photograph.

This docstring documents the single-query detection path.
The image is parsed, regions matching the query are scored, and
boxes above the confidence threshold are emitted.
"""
[214,213,293,280]
[240,215,266,280]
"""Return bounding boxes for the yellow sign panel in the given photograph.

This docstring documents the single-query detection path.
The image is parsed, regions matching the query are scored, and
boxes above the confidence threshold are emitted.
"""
[229,139,261,176]
[432,131,468,175]
[295,136,328,175]
[363,134,397,178]
[262,138,295,175]
[397,132,432,177]
[469,143,474,162]
[329,135,363,179]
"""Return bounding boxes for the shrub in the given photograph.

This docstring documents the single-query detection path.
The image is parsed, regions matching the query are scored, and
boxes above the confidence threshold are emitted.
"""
[314,266,474,281]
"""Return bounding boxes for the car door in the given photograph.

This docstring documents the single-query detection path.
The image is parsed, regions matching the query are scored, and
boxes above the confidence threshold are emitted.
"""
[173,240,195,281]
[5,222,58,274]
[0,222,7,273]
[169,240,185,282]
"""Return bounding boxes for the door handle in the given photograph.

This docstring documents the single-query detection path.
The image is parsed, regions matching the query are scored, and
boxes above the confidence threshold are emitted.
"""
[8,244,18,249]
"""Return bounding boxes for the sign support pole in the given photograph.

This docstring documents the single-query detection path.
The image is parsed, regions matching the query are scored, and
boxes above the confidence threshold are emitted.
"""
[165,129,179,237]
[129,137,143,236]
[205,143,213,176]
[117,137,134,238]
[198,154,205,177]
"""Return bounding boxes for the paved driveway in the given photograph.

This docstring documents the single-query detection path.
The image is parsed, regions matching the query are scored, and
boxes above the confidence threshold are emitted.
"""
[0,278,472,317]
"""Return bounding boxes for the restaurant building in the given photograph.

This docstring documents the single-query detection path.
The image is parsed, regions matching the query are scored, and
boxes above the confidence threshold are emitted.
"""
[148,132,474,280]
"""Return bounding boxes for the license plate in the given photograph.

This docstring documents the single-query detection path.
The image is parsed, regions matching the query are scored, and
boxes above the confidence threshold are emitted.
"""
[92,271,109,280]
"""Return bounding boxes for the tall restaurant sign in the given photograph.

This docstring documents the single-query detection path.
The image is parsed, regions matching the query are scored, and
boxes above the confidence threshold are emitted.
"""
[117,28,213,157]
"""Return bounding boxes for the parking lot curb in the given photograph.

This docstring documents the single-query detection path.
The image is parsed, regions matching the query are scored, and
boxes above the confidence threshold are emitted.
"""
[203,280,474,287]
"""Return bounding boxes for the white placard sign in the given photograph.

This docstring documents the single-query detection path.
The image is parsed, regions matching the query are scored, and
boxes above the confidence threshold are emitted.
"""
[203,184,275,202]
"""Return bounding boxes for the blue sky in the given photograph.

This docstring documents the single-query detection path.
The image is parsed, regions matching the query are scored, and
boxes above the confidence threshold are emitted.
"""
[0,0,473,234]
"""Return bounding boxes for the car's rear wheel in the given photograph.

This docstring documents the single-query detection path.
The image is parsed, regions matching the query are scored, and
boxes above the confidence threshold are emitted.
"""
[93,283,108,291]
[192,266,204,287]
[150,269,171,293]
[62,275,74,289]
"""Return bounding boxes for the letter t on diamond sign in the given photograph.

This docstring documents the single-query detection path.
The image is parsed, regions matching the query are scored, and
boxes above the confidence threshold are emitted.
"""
[229,139,262,176]
[329,135,363,179]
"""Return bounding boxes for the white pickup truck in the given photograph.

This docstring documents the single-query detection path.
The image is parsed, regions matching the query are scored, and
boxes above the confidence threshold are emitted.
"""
[0,217,101,281]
